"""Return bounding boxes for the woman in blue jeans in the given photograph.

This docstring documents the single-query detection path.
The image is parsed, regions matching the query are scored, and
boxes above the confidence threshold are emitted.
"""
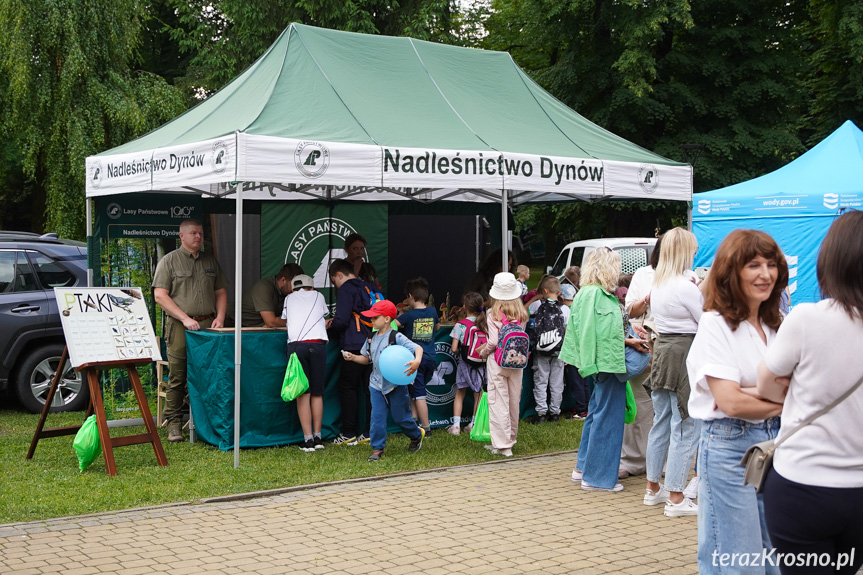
[687,230,787,574]
[643,227,703,516]
[560,248,647,492]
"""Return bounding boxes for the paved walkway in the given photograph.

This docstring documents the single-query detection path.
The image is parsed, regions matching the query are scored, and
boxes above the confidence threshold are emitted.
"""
[0,452,696,574]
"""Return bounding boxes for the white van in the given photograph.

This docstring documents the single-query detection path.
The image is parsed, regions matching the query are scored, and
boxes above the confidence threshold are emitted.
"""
[548,237,657,277]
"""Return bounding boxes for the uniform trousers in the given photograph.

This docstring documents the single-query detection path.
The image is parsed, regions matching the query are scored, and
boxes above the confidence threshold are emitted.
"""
[164,315,213,426]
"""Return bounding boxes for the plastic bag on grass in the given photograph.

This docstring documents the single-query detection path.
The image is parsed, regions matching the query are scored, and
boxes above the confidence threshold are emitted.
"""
[281,352,309,402]
[624,382,638,424]
[470,391,491,442]
[73,415,102,471]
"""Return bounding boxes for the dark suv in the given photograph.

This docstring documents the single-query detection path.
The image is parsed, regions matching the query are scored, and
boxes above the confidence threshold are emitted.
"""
[0,231,89,412]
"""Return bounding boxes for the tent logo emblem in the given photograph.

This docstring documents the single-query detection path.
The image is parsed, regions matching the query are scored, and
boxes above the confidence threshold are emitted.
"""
[106,203,122,220]
[697,200,711,215]
[426,341,458,408]
[211,140,229,175]
[295,141,330,179]
[638,164,659,194]
[90,161,103,189]
[285,217,359,290]
[823,193,839,210]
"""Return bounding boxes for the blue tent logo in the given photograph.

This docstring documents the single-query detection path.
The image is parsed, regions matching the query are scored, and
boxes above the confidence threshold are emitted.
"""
[823,193,839,210]
[786,255,798,296]
[697,199,711,215]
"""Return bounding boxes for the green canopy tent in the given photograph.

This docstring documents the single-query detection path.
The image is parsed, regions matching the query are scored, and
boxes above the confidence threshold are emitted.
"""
[84,23,692,466]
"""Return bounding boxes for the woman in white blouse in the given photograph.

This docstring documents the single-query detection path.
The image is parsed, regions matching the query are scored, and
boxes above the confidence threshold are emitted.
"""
[642,227,702,517]
[687,230,787,574]
[757,210,863,575]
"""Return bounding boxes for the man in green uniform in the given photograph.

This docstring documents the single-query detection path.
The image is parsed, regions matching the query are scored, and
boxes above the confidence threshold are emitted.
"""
[153,219,227,443]
[240,263,304,328]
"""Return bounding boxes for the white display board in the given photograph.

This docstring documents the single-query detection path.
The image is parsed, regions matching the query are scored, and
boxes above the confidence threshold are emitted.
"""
[54,287,162,368]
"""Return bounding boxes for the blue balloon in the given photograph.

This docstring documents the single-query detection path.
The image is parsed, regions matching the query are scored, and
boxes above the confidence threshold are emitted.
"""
[379,345,416,386]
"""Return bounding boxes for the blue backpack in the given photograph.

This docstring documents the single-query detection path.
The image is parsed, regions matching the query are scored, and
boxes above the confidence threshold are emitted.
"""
[494,314,530,369]
[353,281,385,330]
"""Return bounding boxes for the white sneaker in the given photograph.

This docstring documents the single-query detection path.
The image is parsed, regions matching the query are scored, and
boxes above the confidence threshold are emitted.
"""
[643,485,670,506]
[446,425,461,436]
[664,497,698,517]
[490,448,513,457]
[581,481,624,492]
[683,476,699,500]
[571,469,583,482]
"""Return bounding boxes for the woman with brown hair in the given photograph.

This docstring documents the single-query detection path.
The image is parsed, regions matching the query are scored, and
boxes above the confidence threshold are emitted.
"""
[757,210,863,575]
[686,229,787,574]
[344,233,378,285]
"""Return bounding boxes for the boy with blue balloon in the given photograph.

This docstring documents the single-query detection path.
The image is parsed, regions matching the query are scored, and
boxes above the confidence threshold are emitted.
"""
[341,300,425,461]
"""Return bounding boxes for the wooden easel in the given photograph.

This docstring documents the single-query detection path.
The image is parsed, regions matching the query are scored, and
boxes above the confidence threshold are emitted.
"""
[27,347,168,476]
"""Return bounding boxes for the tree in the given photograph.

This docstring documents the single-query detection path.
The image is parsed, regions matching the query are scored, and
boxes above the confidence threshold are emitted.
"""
[485,0,813,262]
[0,0,186,238]
[483,0,808,194]
[0,140,35,231]
[803,0,863,143]
[168,0,460,95]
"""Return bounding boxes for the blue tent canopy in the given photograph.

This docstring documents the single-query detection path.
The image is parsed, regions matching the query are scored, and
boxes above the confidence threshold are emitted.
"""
[693,120,863,304]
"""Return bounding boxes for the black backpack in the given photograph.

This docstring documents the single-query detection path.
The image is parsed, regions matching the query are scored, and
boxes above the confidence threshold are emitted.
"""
[532,300,566,356]
[367,329,398,369]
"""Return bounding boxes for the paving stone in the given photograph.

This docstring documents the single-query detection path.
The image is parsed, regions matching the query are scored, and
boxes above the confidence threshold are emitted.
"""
[0,453,697,575]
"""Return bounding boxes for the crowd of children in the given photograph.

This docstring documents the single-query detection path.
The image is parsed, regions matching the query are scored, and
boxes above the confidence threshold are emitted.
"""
[275,255,603,462]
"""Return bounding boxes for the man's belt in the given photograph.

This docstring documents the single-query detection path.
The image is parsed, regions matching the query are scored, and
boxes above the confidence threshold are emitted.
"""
[191,313,214,322]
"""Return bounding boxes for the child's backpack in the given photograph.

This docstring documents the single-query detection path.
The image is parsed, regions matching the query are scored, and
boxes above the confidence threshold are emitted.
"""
[493,314,530,369]
[364,283,385,307]
[367,329,398,369]
[353,281,385,330]
[457,319,488,365]
[532,300,566,357]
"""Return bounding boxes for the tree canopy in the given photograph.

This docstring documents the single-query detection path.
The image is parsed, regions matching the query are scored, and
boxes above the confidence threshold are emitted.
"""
[168,0,461,95]
[0,0,860,247]
[0,0,186,238]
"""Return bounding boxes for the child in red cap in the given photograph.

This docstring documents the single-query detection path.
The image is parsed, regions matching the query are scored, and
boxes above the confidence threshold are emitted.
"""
[341,299,425,461]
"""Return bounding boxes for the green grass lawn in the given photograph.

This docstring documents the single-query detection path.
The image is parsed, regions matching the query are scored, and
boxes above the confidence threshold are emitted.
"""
[526,265,548,290]
[0,408,581,524]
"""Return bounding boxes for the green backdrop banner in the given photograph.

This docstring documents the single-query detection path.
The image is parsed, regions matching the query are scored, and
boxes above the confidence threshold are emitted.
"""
[260,202,389,312]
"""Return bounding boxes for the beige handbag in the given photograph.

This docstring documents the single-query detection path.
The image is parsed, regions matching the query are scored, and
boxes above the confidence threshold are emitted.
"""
[740,373,863,493]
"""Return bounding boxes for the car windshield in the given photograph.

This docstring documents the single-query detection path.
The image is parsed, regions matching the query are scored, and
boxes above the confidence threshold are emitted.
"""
[549,248,570,276]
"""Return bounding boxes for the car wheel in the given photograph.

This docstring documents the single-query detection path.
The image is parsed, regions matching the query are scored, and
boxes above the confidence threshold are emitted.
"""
[14,344,89,413]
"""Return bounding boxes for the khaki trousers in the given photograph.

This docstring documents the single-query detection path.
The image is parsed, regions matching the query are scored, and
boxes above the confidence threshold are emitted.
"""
[619,370,654,475]
[164,316,213,425]
[486,358,522,450]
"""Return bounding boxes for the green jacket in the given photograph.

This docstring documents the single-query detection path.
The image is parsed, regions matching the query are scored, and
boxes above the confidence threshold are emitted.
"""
[559,284,625,378]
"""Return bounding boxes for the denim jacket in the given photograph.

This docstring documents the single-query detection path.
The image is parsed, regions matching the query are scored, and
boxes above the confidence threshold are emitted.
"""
[559,284,625,378]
